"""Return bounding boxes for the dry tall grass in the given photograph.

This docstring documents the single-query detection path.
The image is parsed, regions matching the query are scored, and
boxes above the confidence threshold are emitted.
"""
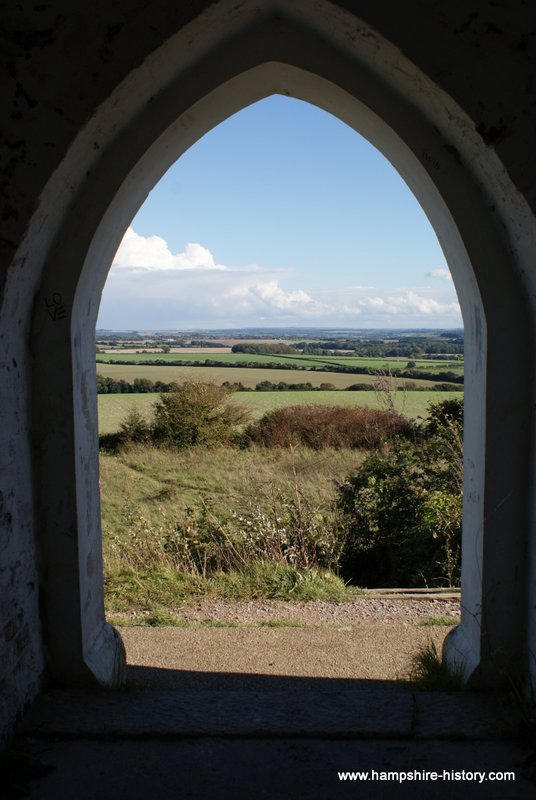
[100,444,361,610]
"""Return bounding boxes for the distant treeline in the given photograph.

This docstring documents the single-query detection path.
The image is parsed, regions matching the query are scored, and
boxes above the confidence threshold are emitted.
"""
[298,338,464,357]
[97,375,462,394]
[96,358,302,368]
[230,338,463,357]
[97,376,175,394]
[231,343,298,354]
[96,376,338,394]
[190,340,227,347]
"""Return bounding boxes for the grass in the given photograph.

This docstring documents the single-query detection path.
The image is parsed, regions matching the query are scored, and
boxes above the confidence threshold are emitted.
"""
[96,362,446,390]
[97,352,332,367]
[97,351,464,374]
[419,615,460,627]
[108,612,305,629]
[100,443,363,614]
[98,390,462,433]
[116,612,241,629]
[104,563,353,615]
[332,357,463,374]
[99,442,361,521]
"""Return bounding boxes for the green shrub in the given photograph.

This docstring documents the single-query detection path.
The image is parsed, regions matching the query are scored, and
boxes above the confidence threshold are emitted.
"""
[119,407,151,444]
[337,399,463,587]
[99,431,123,452]
[424,396,463,435]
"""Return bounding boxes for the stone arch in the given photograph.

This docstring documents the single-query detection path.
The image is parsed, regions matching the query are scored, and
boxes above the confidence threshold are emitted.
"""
[19,1,536,690]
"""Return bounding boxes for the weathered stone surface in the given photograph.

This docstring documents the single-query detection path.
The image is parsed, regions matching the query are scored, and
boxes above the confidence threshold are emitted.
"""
[21,738,536,800]
[22,686,521,741]
[21,688,414,737]
[414,692,522,740]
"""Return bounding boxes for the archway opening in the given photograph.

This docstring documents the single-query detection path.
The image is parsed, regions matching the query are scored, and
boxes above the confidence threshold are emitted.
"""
[41,41,536,692]
[95,95,465,686]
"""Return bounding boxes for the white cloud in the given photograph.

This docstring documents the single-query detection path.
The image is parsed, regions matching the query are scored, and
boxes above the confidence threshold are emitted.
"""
[98,228,463,328]
[314,285,461,323]
[353,290,459,316]
[112,227,226,271]
[427,268,453,281]
[225,279,330,316]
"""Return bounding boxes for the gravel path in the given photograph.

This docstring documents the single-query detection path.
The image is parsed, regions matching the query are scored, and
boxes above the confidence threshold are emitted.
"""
[113,596,460,627]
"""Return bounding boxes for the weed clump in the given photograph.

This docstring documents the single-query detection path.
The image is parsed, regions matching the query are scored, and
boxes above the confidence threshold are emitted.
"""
[103,492,344,577]
[419,616,460,627]
[410,640,463,691]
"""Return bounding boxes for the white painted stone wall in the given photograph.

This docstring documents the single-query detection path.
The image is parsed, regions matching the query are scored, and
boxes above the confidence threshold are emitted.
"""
[1,0,536,745]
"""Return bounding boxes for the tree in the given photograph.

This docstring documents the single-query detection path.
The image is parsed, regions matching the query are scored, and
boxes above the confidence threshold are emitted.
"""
[132,377,155,393]
[119,407,151,443]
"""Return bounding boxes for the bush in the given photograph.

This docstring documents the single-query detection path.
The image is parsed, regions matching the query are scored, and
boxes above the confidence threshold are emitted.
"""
[424,396,463,435]
[245,405,414,450]
[151,380,250,449]
[337,399,463,587]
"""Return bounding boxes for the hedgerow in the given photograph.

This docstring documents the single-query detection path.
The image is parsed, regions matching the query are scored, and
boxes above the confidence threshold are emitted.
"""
[244,405,414,450]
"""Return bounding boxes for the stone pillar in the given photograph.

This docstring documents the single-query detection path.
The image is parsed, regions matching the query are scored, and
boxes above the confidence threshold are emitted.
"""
[31,276,125,687]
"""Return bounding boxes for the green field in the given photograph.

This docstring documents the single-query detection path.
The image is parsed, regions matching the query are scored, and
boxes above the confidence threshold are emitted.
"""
[97,351,463,374]
[98,390,462,433]
[96,362,449,390]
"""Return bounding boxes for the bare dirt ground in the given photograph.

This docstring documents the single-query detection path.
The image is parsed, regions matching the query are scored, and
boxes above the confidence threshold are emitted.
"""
[116,597,460,687]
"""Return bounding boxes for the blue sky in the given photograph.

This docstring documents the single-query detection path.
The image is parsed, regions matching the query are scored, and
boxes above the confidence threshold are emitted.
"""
[97,95,462,330]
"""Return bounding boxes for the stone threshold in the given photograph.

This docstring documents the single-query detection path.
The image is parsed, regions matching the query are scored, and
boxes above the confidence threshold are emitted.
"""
[20,688,520,742]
